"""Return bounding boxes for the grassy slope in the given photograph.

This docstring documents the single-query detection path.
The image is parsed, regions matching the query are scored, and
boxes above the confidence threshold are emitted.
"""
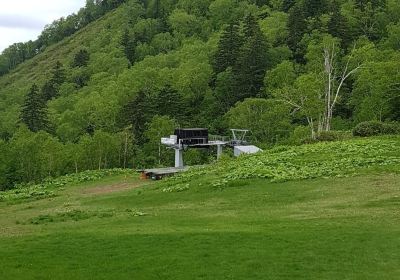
[0,137,399,279]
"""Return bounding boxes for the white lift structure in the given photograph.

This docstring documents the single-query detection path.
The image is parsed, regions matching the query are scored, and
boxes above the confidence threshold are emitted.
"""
[161,135,226,168]
[230,129,262,157]
[161,129,262,168]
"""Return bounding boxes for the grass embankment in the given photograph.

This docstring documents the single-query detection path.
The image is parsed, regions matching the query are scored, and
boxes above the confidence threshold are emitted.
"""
[0,136,399,279]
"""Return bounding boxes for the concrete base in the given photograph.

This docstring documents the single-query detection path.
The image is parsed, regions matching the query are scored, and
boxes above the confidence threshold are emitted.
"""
[175,148,184,168]
[217,144,223,159]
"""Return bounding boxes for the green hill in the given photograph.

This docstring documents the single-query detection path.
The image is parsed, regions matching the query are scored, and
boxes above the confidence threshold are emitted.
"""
[0,136,399,279]
[1,0,399,189]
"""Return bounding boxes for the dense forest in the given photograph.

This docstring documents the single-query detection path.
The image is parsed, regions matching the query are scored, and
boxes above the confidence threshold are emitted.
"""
[0,0,399,189]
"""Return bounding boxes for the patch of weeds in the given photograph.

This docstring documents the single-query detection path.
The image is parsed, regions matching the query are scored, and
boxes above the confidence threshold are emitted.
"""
[212,179,229,190]
[212,179,249,190]
[125,209,148,217]
[162,184,190,193]
[97,211,115,218]
[28,209,115,225]
[63,202,75,208]
[0,189,56,203]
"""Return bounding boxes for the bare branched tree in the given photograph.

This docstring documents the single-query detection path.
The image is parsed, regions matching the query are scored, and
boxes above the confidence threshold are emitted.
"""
[322,43,362,132]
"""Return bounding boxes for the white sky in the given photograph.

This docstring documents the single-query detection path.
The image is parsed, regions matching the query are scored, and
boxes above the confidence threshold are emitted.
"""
[0,0,86,52]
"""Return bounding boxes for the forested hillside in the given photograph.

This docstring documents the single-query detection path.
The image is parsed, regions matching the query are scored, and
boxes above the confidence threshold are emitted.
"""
[0,0,399,189]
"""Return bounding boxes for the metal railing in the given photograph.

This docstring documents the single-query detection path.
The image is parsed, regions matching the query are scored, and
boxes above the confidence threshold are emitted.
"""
[209,135,229,142]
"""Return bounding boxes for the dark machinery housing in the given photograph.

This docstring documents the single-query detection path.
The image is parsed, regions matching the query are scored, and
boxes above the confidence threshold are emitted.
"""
[174,128,208,146]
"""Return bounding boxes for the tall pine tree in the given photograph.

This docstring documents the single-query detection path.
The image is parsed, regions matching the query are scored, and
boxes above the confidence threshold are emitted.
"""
[21,84,49,132]
[233,14,268,102]
[282,0,296,12]
[50,61,66,85]
[72,49,90,67]
[303,0,327,18]
[213,22,243,74]
[120,91,155,145]
[328,1,353,48]
[154,85,186,122]
[42,61,66,101]
[214,67,236,113]
[243,14,259,38]
[287,3,307,63]
[41,82,57,102]
[121,28,136,65]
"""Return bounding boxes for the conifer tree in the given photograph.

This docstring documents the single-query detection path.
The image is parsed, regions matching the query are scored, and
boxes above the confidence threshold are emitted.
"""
[214,67,236,113]
[287,3,307,62]
[21,84,49,132]
[233,14,268,102]
[41,81,57,102]
[41,61,65,101]
[154,85,186,121]
[328,1,353,48]
[213,22,243,74]
[122,91,155,144]
[303,0,327,18]
[51,61,66,86]
[121,28,136,65]
[243,14,259,38]
[72,49,90,67]
[152,0,161,19]
[282,0,296,12]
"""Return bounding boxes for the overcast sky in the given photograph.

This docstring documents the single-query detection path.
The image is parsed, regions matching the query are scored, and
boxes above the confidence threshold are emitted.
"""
[0,0,86,52]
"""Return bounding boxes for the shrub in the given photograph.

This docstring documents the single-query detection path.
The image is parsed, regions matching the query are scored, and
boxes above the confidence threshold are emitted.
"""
[316,131,352,142]
[353,121,384,137]
[353,121,400,137]
[301,137,319,144]
[287,126,311,145]
[382,122,400,135]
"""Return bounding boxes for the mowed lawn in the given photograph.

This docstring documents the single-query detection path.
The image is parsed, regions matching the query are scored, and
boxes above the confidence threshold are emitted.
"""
[0,173,399,279]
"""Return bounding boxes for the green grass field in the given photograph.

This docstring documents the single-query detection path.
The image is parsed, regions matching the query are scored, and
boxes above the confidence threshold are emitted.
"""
[1,137,399,279]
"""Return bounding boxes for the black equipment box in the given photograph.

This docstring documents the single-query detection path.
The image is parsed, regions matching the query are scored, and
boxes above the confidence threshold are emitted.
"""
[174,128,208,146]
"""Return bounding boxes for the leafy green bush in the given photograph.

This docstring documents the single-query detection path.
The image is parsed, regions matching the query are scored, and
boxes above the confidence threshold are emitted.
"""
[316,131,352,142]
[292,130,353,144]
[285,126,311,145]
[382,122,400,135]
[353,121,400,137]
[353,121,385,137]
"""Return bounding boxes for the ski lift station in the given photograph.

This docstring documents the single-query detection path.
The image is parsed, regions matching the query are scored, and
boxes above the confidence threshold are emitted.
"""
[141,128,262,180]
